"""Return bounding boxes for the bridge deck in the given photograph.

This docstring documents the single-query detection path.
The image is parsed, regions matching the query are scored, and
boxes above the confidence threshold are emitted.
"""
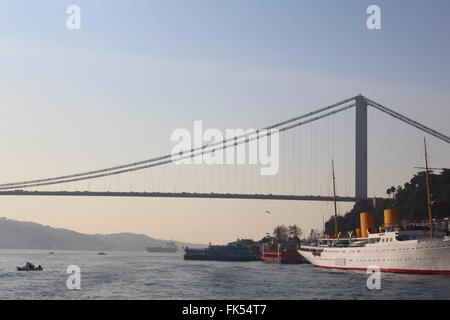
[0,191,357,202]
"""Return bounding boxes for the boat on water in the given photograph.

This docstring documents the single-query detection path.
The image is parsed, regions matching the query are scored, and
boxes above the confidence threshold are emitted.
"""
[299,142,450,275]
[261,243,305,264]
[261,243,281,262]
[184,240,260,261]
[17,262,43,271]
[97,251,107,255]
[299,212,450,274]
[146,242,178,253]
[280,250,305,264]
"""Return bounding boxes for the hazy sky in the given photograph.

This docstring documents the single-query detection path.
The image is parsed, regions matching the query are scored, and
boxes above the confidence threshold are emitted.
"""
[0,0,449,244]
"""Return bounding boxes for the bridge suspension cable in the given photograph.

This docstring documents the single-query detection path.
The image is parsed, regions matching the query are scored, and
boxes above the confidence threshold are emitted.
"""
[364,97,450,144]
[0,103,357,190]
[2,95,448,191]
[0,97,357,189]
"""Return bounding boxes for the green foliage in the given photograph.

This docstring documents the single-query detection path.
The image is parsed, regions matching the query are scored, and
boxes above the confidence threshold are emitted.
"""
[259,225,302,244]
[325,170,450,234]
[273,225,289,243]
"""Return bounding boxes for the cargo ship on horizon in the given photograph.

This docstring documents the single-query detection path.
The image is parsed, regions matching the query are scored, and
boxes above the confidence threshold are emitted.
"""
[146,242,178,253]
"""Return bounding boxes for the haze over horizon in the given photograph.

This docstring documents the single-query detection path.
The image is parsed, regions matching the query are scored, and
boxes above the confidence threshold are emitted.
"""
[1,0,449,244]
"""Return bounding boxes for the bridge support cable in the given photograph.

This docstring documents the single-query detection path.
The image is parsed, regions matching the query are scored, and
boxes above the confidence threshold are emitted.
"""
[264,96,358,131]
[3,95,448,193]
[365,97,450,144]
[0,97,357,189]
[0,103,356,191]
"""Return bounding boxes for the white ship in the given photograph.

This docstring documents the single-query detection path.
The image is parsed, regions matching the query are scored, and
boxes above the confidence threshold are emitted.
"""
[299,215,450,275]
[299,140,450,275]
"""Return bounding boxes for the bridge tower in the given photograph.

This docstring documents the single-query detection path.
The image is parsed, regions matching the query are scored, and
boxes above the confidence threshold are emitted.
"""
[355,95,368,200]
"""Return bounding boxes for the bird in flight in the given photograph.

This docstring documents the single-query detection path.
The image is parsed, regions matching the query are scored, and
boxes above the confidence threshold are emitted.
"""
[264,210,271,215]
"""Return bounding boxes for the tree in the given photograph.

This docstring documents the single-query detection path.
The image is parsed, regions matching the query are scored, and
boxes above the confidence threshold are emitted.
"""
[386,188,392,198]
[324,170,450,234]
[273,225,289,243]
[259,233,273,243]
[305,229,322,244]
[390,186,396,197]
[288,225,302,239]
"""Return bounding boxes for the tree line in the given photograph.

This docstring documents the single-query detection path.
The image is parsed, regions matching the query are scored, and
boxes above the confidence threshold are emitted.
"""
[259,225,302,244]
[324,169,450,234]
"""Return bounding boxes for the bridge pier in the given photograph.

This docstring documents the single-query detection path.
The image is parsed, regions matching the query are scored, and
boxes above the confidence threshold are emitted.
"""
[355,95,368,200]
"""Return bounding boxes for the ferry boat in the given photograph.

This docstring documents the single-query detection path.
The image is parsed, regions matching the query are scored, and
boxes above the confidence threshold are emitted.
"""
[184,240,260,261]
[261,243,281,262]
[299,141,450,275]
[261,243,305,264]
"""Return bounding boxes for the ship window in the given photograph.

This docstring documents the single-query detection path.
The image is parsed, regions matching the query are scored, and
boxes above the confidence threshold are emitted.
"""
[396,235,413,241]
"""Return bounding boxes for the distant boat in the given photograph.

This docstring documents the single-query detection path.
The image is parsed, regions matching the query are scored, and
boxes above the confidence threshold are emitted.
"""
[97,252,107,255]
[17,262,43,271]
[49,252,54,254]
[146,242,178,253]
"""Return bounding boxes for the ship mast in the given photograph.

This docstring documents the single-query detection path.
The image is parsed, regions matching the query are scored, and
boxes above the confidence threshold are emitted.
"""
[332,159,339,236]
[424,138,434,239]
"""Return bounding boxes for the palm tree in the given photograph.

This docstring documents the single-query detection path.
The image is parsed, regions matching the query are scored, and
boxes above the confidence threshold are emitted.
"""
[386,188,392,198]
[390,186,397,197]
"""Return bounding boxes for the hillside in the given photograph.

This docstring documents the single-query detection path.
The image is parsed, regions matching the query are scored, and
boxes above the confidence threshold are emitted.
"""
[325,169,450,234]
[0,217,203,251]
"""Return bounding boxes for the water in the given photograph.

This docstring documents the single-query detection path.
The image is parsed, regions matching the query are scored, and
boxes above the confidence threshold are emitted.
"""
[1,249,449,300]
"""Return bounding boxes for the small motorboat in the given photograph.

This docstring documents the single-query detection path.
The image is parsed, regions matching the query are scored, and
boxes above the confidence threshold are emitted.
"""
[97,252,106,255]
[17,262,43,271]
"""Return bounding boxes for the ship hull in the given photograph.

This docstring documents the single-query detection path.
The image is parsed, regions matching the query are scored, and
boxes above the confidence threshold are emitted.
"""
[146,247,177,253]
[184,254,260,262]
[310,265,450,275]
[261,251,280,262]
[261,251,306,264]
[299,240,450,275]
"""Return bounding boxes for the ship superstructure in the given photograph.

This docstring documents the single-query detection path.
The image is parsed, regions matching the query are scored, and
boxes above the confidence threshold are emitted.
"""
[299,209,450,274]
[299,141,450,275]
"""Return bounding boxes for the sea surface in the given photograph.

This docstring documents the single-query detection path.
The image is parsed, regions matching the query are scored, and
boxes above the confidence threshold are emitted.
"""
[1,249,449,300]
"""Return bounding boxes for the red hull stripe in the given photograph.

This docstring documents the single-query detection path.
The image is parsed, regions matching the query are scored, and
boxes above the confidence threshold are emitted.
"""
[314,264,450,275]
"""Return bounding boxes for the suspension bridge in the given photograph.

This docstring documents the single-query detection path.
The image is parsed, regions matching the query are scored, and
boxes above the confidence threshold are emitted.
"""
[1,95,448,203]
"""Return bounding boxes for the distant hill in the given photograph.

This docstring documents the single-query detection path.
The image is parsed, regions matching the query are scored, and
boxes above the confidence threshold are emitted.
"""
[0,217,204,251]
